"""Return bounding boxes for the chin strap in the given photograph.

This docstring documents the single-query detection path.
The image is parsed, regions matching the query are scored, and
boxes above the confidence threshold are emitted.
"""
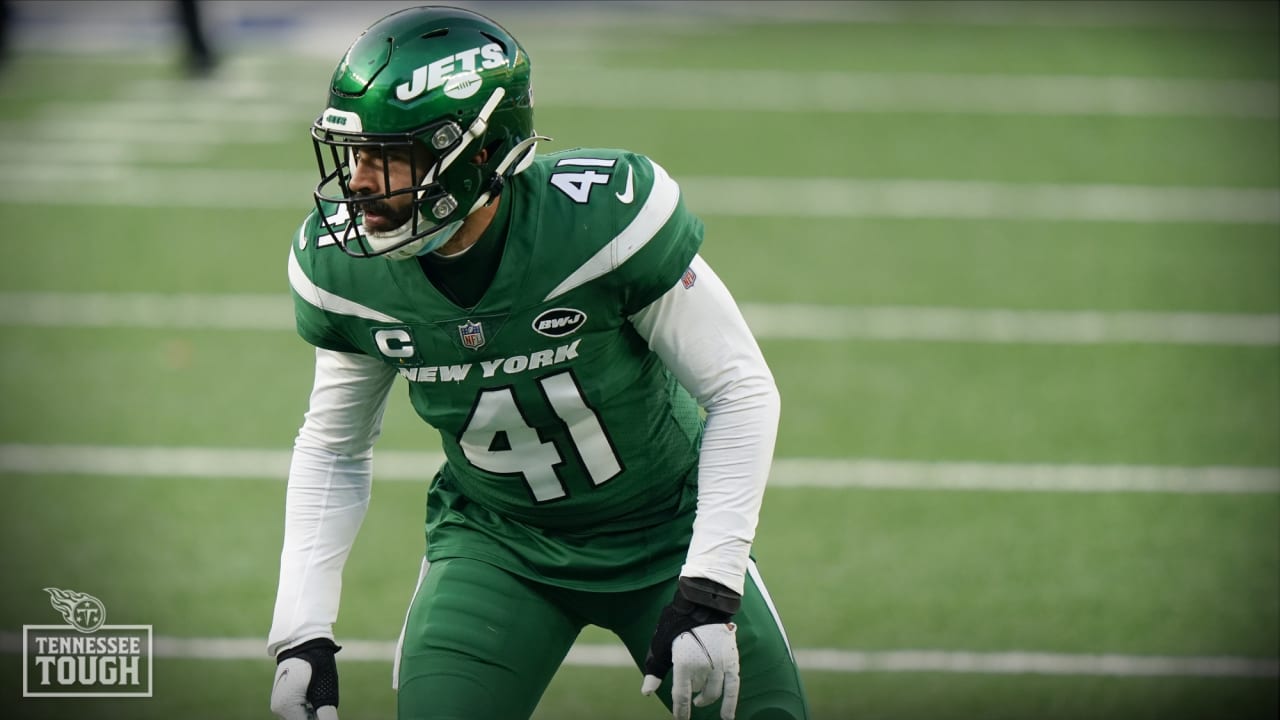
[365,132,547,261]
[473,133,551,209]
[417,83,547,216]
[366,86,549,259]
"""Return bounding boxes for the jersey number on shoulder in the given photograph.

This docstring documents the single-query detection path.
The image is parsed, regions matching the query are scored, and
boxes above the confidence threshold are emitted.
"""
[549,157,625,204]
[459,370,623,502]
[308,204,352,249]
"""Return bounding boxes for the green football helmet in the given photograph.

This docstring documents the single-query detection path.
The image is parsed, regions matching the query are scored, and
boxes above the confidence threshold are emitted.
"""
[311,6,542,259]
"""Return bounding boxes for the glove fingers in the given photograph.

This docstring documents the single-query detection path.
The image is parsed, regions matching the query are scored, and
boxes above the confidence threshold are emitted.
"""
[640,674,662,696]
[315,707,340,720]
[720,665,741,720]
[692,666,724,707]
[270,658,315,720]
[272,703,315,719]
[670,655,693,720]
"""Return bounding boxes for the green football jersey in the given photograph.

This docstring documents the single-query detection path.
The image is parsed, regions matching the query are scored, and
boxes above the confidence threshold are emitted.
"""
[289,148,706,590]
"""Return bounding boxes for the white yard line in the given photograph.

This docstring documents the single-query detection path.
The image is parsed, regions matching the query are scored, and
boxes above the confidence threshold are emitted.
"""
[0,120,289,145]
[678,177,1280,225]
[2,292,1277,347]
[699,0,1276,30]
[117,67,1280,119]
[0,141,207,165]
[0,165,1275,224]
[594,0,1277,31]
[0,292,299,332]
[741,304,1280,346]
[8,0,1269,53]
[541,69,1280,119]
[0,631,1273,677]
[1,445,1276,494]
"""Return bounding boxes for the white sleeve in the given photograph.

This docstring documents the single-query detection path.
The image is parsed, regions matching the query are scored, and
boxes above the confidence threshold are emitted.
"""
[629,254,780,595]
[266,347,397,657]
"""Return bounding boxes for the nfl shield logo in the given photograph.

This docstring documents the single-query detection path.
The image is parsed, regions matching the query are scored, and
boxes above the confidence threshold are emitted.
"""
[458,320,486,350]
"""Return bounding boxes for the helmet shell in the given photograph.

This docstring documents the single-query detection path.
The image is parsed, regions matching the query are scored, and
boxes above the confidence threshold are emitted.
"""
[311,6,535,257]
[325,6,532,142]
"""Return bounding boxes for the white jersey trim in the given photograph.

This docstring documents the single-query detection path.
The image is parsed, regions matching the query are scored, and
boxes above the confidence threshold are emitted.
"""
[289,245,404,323]
[543,158,681,302]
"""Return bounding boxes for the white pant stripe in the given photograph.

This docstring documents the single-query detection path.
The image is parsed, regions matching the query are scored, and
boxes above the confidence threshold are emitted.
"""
[747,558,795,661]
[391,556,431,690]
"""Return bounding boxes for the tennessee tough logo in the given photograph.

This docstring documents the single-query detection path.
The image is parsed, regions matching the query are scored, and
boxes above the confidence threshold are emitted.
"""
[23,588,153,698]
[44,588,106,633]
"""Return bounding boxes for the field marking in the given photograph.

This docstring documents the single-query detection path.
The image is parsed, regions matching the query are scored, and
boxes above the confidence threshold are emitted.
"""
[8,24,1270,121]
[679,177,1280,225]
[605,0,1278,31]
[0,119,289,146]
[0,164,1275,224]
[104,67,1280,119]
[744,304,1280,346]
[8,0,1272,51]
[2,292,1277,347]
[1,445,1276,494]
[118,48,1280,120]
[0,140,208,165]
[0,631,1273,678]
[10,8,1279,121]
[542,69,1279,119]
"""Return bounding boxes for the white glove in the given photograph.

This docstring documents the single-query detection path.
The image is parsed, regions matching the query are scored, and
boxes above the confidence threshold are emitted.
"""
[271,639,341,720]
[642,623,741,720]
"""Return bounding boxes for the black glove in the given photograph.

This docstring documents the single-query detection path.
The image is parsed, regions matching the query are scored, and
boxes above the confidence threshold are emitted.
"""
[271,638,341,720]
[643,576,741,681]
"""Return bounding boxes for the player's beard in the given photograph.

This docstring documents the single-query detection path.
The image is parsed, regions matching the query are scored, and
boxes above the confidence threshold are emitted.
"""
[357,197,415,234]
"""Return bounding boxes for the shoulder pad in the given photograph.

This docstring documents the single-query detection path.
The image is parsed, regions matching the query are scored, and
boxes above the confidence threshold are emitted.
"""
[530,151,702,308]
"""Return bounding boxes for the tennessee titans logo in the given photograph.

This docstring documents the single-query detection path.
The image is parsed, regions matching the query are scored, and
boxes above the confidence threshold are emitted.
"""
[458,320,486,350]
[44,587,106,633]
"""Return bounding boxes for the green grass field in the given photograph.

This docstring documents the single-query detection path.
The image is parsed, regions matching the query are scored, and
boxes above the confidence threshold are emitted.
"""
[0,2,1277,719]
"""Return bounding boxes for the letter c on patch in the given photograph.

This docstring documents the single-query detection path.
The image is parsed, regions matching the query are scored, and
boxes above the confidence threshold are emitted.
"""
[375,328,415,358]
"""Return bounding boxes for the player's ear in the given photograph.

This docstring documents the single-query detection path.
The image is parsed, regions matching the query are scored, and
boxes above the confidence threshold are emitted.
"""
[472,148,489,165]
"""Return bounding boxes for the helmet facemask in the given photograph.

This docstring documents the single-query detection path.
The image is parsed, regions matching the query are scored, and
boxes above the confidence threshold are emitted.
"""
[313,88,541,260]
[310,6,542,259]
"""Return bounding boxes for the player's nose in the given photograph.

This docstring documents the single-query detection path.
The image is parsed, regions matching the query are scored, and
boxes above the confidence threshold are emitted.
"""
[349,158,383,195]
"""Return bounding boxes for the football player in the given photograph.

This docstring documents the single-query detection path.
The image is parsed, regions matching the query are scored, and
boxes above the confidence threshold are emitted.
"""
[267,6,810,720]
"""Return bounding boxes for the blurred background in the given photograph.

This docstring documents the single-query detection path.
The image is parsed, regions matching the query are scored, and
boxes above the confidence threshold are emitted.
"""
[0,1,1276,718]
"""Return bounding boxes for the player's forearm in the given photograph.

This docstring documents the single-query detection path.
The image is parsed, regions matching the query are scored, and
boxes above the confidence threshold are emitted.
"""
[680,372,780,594]
[630,254,781,596]
[267,347,395,655]
[267,444,373,656]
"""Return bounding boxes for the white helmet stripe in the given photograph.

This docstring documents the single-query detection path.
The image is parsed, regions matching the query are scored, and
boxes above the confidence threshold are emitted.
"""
[431,86,507,181]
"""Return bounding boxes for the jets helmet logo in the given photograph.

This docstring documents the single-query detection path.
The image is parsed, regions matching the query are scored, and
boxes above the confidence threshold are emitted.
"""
[396,43,508,101]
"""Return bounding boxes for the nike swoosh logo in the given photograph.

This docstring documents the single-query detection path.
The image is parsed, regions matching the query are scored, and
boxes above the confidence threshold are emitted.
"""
[275,667,289,688]
[615,165,634,204]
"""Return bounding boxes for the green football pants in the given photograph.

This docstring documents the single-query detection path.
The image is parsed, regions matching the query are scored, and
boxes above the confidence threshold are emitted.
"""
[394,556,810,720]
